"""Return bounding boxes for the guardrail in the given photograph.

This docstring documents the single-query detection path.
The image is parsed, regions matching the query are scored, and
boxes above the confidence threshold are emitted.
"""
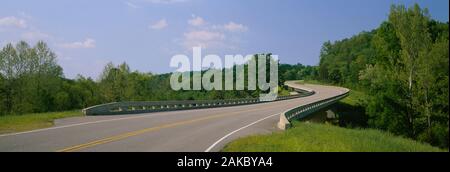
[83,90,315,115]
[277,87,350,130]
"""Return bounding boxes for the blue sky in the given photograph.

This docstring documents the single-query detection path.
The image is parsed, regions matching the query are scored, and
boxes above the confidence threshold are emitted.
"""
[1,0,448,79]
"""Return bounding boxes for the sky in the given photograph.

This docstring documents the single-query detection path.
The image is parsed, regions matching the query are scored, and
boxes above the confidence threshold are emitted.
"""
[1,0,448,79]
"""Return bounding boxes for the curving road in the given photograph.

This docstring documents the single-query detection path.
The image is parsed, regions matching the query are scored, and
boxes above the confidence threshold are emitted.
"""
[0,83,347,152]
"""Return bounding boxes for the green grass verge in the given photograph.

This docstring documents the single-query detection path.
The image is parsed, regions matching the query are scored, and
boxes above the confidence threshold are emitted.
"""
[0,110,83,134]
[340,89,366,106]
[278,86,291,96]
[300,79,368,106]
[296,79,331,86]
[334,89,368,127]
[222,121,445,152]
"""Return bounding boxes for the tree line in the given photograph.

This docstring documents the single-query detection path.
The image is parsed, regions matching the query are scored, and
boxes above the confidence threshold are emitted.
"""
[279,63,318,84]
[1,44,302,115]
[318,4,448,148]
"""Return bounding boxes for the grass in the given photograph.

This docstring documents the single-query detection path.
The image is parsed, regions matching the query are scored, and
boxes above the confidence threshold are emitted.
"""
[297,79,367,106]
[222,121,446,152]
[299,79,368,105]
[333,89,369,127]
[340,89,366,106]
[0,110,83,134]
[296,79,331,86]
[278,86,291,96]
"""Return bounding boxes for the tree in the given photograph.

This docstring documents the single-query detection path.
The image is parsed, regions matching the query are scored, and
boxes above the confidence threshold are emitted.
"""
[0,41,63,114]
[0,43,18,114]
[388,4,432,136]
[319,3,448,147]
[0,73,6,115]
[29,41,63,112]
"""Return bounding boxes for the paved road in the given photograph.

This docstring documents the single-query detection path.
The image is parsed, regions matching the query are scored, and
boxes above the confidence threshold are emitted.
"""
[0,83,347,152]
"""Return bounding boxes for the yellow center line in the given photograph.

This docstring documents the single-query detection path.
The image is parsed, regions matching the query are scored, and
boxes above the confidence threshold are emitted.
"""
[56,104,282,152]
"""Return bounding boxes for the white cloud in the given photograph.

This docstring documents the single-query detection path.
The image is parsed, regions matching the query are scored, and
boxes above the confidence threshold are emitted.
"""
[60,38,96,49]
[179,18,248,51]
[223,22,248,32]
[0,16,27,28]
[183,30,225,49]
[125,1,139,8]
[21,31,50,41]
[188,15,205,26]
[184,30,225,41]
[145,0,188,4]
[149,19,168,30]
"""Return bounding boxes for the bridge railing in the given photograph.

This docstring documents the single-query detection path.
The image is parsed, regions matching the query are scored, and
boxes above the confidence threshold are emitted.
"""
[82,90,315,115]
[278,88,349,130]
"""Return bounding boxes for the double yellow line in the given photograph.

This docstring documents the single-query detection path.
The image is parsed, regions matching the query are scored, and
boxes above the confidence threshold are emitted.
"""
[57,104,280,152]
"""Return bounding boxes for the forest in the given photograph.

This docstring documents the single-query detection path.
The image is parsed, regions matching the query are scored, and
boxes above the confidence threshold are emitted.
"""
[318,4,448,148]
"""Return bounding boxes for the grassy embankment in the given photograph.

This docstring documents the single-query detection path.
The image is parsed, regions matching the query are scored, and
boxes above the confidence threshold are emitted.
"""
[222,121,445,152]
[0,110,83,134]
[222,80,446,152]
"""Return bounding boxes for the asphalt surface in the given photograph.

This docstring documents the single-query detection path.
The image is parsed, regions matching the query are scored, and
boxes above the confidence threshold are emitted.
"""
[0,83,347,152]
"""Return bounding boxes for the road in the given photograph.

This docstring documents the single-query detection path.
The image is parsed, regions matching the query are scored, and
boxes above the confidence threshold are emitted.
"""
[0,83,347,152]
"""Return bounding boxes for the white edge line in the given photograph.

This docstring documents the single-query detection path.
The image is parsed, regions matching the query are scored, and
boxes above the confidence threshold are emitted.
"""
[0,114,157,137]
[204,113,280,152]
